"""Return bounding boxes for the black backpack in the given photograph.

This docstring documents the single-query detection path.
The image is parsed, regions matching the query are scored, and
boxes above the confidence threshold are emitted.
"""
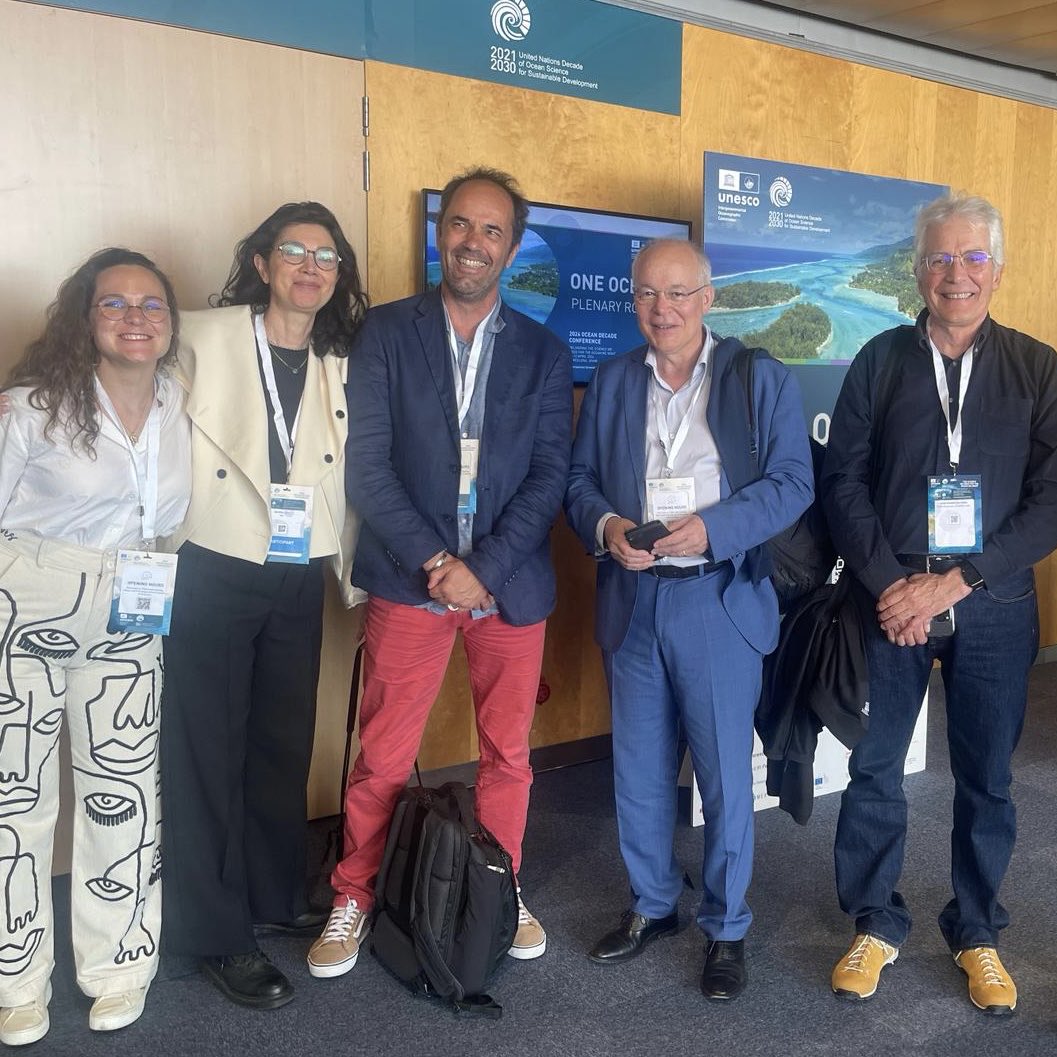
[733,347,836,611]
[372,782,518,1018]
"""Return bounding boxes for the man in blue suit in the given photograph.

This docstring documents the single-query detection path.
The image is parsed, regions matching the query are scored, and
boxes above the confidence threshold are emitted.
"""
[308,168,572,979]
[565,239,812,998]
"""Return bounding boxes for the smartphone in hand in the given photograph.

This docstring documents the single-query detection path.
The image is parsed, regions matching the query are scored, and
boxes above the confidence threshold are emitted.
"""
[624,520,671,552]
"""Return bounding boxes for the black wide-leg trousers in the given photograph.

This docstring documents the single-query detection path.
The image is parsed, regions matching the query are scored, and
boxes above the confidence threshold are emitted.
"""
[160,542,325,957]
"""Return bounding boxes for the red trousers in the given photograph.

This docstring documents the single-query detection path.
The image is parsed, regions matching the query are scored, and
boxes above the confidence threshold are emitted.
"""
[331,596,546,910]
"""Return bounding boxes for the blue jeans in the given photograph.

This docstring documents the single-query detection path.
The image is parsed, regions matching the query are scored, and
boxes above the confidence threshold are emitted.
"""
[834,570,1038,951]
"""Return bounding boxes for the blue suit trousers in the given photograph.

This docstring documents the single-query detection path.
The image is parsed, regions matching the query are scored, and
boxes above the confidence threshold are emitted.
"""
[605,568,761,940]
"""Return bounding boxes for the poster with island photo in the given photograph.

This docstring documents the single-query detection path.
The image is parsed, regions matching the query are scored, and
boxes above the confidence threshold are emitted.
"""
[703,153,947,439]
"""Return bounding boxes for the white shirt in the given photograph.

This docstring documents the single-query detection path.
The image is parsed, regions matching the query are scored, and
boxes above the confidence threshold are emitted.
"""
[595,328,723,565]
[0,373,192,550]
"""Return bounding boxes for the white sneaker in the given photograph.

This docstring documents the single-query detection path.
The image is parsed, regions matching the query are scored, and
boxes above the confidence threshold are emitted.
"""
[0,984,51,1047]
[89,986,148,1032]
[509,892,547,960]
[307,902,370,979]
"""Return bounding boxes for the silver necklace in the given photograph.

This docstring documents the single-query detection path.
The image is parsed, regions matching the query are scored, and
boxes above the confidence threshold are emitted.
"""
[270,346,309,374]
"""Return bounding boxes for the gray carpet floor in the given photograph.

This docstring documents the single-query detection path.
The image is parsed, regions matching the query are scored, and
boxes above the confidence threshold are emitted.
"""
[29,664,1057,1056]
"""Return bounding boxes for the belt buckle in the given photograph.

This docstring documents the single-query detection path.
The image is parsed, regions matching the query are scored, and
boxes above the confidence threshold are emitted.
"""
[926,555,956,573]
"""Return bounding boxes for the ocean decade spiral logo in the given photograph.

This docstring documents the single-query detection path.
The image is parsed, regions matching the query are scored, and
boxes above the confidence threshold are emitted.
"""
[769,176,793,208]
[492,0,532,41]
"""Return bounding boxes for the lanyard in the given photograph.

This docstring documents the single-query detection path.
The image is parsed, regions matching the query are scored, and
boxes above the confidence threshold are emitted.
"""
[253,313,304,477]
[95,376,162,547]
[444,312,490,427]
[652,363,708,476]
[930,341,973,470]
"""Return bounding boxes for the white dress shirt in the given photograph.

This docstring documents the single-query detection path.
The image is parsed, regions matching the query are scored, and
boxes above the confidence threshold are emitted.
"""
[0,372,192,550]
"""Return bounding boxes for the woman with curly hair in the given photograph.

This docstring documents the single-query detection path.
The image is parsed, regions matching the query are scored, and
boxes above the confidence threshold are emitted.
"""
[0,248,191,1044]
[160,203,368,1009]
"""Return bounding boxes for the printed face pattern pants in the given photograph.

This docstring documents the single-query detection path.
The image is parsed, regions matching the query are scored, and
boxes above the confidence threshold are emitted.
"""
[0,532,161,1006]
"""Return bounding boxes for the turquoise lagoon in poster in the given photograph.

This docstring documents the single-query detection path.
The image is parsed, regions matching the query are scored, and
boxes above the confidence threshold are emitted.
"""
[704,153,947,426]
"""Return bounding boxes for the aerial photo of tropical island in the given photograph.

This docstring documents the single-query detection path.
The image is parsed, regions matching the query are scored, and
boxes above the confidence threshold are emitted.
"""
[707,240,923,363]
[704,154,945,365]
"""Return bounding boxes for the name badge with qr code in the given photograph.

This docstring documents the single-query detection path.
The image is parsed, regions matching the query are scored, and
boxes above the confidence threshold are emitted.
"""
[928,475,983,553]
[108,551,179,636]
[267,484,313,564]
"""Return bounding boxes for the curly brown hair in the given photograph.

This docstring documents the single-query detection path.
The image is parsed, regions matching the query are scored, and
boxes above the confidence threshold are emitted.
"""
[4,248,179,455]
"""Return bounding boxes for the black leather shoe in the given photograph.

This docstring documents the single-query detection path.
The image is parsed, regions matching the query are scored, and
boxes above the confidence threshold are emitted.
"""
[200,950,295,1010]
[701,939,747,1000]
[588,910,679,964]
[255,909,331,937]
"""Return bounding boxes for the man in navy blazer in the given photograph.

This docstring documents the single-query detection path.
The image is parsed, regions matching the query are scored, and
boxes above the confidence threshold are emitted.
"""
[308,168,572,979]
[565,239,812,998]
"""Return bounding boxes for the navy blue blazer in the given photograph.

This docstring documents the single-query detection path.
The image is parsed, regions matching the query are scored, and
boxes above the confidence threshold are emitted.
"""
[346,291,573,626]
[564,336,814,655]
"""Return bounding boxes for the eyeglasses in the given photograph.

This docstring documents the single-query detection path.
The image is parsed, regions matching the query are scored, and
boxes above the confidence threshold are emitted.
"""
[632,284,709,305]
[275,241,341,271]
[94,296,170,323]
[920,251,995,274]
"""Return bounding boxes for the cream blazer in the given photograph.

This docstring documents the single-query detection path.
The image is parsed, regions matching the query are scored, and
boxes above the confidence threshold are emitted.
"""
[171,305,361,606]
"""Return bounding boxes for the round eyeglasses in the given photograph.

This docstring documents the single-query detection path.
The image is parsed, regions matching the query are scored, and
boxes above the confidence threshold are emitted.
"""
[275,241,341,271]
[94,297,170,323]
[920,251,994,274]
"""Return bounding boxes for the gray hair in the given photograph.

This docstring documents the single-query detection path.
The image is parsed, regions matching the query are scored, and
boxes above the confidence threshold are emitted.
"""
[632,238,712,286]
[914,192,1005,269]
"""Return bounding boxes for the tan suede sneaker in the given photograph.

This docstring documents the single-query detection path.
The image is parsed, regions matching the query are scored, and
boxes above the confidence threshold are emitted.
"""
[508,892,547,960]
[307,901,370,979]
[831,934,898,1000]
[954,946,1017,1015]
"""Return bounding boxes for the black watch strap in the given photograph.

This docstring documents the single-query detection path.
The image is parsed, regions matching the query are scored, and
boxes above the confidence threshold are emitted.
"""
[959,560,985,591]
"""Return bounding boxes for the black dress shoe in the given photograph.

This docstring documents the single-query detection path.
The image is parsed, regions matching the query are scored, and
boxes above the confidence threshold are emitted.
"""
[701,939,747,1000]
[255,909,331,937]
[588,909,679,964]
[200,950,295,1010]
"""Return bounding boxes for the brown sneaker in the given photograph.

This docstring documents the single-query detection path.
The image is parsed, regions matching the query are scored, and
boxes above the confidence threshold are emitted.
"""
[307,902,370,979]
[831,933,898,1000]
[508,892,547,960]
[953,946,1017,1015]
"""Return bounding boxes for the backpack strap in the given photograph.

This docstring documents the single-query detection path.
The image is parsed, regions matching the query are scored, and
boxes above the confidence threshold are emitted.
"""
[733,345,764,473]
[452,994,503,1019]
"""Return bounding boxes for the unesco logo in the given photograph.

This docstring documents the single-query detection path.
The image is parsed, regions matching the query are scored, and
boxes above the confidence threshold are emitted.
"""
[492,0,532,41]
[769,176,793,208]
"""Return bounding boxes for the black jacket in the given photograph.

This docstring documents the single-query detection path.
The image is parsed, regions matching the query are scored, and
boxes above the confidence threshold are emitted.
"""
[822,311,1057,599]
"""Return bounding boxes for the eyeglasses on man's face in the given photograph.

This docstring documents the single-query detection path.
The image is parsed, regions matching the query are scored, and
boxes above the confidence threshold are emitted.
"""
[274,241,341,271]
[920,250,994,274]
[632,283,709,306]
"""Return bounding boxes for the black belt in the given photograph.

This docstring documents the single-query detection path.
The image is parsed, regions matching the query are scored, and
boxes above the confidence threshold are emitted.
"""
[646,561,728,580]
[896,554,962,573]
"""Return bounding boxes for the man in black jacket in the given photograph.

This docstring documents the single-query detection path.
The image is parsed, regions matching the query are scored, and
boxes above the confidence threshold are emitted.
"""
[822,192,1057,1015]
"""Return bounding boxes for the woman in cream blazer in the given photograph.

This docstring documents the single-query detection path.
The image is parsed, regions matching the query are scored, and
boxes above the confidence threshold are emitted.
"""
[160,203,366,1010]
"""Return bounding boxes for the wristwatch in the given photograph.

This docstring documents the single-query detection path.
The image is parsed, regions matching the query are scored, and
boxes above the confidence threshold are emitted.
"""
[958,560,985,591]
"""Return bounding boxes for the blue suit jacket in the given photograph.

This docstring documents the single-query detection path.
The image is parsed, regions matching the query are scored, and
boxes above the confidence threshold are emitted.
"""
[564,337,814,655]
[346,290,572,626]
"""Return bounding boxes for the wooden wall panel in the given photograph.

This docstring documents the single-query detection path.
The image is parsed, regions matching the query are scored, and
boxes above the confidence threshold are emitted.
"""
[0,0,368,818]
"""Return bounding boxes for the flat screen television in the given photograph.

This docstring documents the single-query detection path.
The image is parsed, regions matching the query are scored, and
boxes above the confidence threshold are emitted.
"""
[422,190,691,384]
